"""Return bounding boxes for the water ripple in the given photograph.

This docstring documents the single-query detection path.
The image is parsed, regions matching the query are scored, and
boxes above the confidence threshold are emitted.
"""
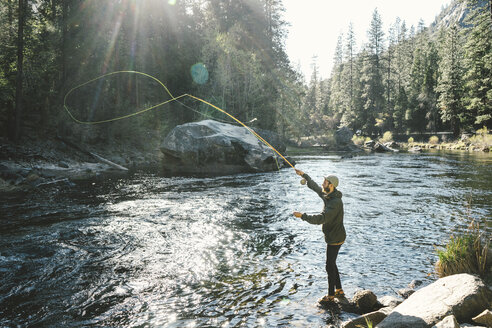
[1,151,491,327]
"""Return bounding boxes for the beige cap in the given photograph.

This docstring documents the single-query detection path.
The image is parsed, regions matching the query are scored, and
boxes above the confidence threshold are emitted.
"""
[324,175,339,188]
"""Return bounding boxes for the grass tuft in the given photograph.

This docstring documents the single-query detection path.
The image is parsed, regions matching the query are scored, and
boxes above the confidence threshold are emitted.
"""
[436,217,490,280]
[356,318,373,328]
[380,131,393,143]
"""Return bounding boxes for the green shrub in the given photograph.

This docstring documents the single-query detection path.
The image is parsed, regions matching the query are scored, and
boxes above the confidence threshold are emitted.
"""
[408,137,414,144]
[436,218,490,279]
[469,126,492,147]
[380,131,393,143]
[352,135,365,146]
[477,126,488,135]
[429,135,439,144]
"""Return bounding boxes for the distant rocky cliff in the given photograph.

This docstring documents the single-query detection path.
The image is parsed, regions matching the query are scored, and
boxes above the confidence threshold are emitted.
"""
[430,0,488,31]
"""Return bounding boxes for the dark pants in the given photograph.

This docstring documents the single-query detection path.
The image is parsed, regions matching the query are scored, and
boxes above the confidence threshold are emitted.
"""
[326,244,342,296]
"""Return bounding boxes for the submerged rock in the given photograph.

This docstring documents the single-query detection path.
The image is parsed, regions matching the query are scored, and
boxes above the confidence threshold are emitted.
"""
[378,295,403,308]
[408,279,423,289]
[384,141,400,149]
[160,120,292,175]
[374,142,398,152]
[409,146,423,153]
[397,287,415,299]
[363,140,398,152]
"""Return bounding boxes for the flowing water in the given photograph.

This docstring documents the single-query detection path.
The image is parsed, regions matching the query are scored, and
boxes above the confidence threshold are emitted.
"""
[1,150,491,327]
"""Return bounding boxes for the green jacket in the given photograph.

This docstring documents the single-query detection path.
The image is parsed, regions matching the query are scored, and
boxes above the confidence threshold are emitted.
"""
[301,173,346,245]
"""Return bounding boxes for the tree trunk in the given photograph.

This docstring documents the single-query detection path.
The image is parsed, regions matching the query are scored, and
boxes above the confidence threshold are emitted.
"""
[8,0,14,38]
[14,0,25,141]
[5,0,14,138]
[61,0,67,99]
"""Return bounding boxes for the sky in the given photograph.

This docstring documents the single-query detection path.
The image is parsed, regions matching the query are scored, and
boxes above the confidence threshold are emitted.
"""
[282,0,452,79]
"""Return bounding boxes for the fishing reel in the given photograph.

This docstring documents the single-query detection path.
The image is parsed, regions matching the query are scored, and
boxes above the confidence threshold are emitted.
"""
[300,178,306,185]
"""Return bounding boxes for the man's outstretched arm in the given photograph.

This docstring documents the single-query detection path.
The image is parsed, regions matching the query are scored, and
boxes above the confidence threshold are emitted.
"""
[295,169,323,198]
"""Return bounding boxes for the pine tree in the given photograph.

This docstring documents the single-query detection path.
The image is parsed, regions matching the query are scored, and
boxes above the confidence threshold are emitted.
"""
[408,27,438,133]
[0,0,17,137]
[382,20,398,131]
[462,0,492,129]
[342,52,365,131]
[303,56,321,134]
[329,34,344,120]
[13,0,27,141]
[360,9,385,136]
[436,25,463,136]
[340,23,357,128]
[393,19,410,133]
[422,39,440,132]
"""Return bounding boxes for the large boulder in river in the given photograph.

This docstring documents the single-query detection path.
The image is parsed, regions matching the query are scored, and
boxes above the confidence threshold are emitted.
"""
[253,127,287,154]
[335,126,354,145]
[160,120,292,175]
[335,127,361,151]
[377,274,492,328]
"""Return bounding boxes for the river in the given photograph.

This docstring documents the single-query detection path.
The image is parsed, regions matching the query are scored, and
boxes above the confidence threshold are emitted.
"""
[1,150,491,327]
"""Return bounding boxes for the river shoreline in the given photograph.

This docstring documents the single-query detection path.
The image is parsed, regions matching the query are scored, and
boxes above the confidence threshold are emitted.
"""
[2,134,491,193]
[402,141,490,152]
[0,134,163,193]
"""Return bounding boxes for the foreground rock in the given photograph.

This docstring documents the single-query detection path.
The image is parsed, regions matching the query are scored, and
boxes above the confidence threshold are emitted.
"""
[377,274,491,328]
[352,290,379,313]
[343,307,392,328]
[341,274,490,328]
[472,309,492,327]
[432,315,460,328]
[160,120,293,175]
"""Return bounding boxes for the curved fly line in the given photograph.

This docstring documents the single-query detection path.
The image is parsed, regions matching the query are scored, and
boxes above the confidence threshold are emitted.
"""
[63,70,294,169]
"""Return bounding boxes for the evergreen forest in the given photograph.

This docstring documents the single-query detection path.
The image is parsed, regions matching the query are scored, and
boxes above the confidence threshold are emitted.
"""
[0,0,491,144]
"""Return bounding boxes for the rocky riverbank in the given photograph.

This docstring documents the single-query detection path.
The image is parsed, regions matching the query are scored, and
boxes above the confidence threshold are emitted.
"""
[403,141,490,153]
[358,139,491,154]
[336,274,491,328]
[351,130,492,154]
[292,128,492,154]
[0,134,163,192]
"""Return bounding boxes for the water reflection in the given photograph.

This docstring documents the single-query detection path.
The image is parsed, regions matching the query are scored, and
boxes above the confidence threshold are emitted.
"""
[0,151,490,327]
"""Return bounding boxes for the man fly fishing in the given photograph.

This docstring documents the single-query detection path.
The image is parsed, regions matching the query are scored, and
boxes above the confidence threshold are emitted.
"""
[293,169,346,304]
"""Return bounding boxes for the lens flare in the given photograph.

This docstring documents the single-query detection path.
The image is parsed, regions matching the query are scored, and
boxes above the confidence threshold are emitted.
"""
[190,63,209,85]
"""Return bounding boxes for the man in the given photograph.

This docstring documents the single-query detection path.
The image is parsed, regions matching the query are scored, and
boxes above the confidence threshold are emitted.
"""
[293,169,346,304]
